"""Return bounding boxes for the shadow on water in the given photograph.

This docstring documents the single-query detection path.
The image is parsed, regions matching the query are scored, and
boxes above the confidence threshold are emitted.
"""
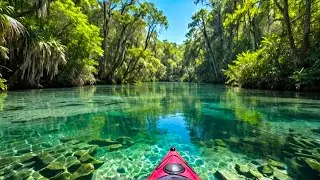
[0,83,319,179]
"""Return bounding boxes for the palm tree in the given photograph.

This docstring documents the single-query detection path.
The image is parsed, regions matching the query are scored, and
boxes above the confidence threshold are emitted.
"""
[0,1,26,60]
[20,39,67,86]
[1,1,67,88]
[0,2,26,90]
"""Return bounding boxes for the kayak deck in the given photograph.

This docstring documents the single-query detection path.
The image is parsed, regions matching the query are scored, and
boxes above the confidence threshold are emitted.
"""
[148,147,200,180]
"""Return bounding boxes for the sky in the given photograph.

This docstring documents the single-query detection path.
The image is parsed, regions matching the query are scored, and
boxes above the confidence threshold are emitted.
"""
[146,0,202,44]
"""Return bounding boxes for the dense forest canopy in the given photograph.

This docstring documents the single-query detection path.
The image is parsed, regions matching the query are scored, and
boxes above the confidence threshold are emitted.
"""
[1,0,320,91]
[0,0,184,90]
[186,0,320,90]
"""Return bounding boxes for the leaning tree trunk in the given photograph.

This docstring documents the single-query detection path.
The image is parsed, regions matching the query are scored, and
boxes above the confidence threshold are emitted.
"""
[201,15,219,81]
[303,0,311,56]
[274,0,299,65]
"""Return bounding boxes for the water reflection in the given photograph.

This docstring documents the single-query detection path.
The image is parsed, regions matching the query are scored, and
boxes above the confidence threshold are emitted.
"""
[0,83,319,179]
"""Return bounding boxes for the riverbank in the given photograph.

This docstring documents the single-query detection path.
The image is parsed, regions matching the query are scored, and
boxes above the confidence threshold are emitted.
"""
[2,80,320,94]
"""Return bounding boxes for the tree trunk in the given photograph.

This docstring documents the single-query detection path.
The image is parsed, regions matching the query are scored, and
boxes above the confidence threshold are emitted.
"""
[274,0,299,63]
[123,26,154,80]
[303,0,311,55]
[201,15,219,80]
[102,1,109,74]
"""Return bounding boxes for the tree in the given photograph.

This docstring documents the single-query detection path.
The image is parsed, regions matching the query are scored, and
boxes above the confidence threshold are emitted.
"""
[186,0,320,90]
[190,9,219,80]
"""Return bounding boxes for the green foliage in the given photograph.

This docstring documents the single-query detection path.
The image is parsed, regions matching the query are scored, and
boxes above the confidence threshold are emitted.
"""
[1,0,318,91]
[48,0,103,85]
[0,0,183,89]
[0,78,7,91]
[99,0,170,84]
[0,1,25,59]
[153,41,184,82]
[291,60,320,90]
[225,50,262,87]
[188,0,320,91]
[20,39,67,86]
[225,36,293,89]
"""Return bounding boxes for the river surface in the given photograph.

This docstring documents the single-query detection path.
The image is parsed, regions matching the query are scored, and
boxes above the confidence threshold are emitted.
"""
[0,83,320,179]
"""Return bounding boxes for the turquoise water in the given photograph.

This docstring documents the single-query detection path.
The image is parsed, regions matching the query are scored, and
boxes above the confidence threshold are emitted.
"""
[0,83,319,179]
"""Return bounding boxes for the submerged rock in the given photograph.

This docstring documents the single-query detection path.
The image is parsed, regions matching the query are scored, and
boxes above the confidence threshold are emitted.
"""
[303,158,320,174]
[215,139,227,147]
[91,159,104,169]
[56,156,67,164]
[215,170,237,180]
[30,171,44,179]
[66,156,78,166]
[294,153,320,162]
[311,128,320,134]
[117,167,126,174]
[258,165,273,176]
[273,170,292,180]
[5,169,33,180]
[206,139,215,148]
[65,140,81,147]
[52,171,72,180]
[69,163,94,180]
[301,149,313,155]
[121,139,135,147]
[10,162,24,170]
[195,159,204,166]
[16,147,32,155]
[0,167,14,177]
[72,143,89,151]
[288,158,303,177]
[23,161,35,169]
[198,141,206,146]
[74,150,87,158]
[88,145,99,156]
[60,137,73,143]
[78,153,104,169]
[287,135,308,148]
[116,136,133,143]
[248,169,263,179]
[79,153,94,163]
[104,144,123,152]
[88,139,118,147]
[0,157,16,168]
[268,159,286,170]
[67,160,81,174]
[20,153,36,164]
[235,163,249,176]
[39,162,65,178]
[34,153,55,170]
[288,128,295,133]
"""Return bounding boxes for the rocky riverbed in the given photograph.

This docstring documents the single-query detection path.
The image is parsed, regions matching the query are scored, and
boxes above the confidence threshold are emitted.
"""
[1,131,320,180]
[0,136,135,179]
[1,84,320,179]
[191,128,320,180]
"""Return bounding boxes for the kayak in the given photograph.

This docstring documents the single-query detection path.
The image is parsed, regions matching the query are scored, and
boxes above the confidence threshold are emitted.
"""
[148,147,201,180]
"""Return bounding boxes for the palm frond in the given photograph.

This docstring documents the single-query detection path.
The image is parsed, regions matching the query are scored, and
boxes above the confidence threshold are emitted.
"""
[0,2,14,15]
[0,45,9,59]
[0,2,26,48]
[4,15,26,41]
[21,39,67,85]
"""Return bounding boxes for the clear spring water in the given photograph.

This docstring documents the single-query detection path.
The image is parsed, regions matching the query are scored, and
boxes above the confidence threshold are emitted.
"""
[0,83,319,179]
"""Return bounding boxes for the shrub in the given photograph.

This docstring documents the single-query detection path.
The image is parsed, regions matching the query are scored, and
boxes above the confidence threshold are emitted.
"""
[0,78,7,91]
[225,35,294,89]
